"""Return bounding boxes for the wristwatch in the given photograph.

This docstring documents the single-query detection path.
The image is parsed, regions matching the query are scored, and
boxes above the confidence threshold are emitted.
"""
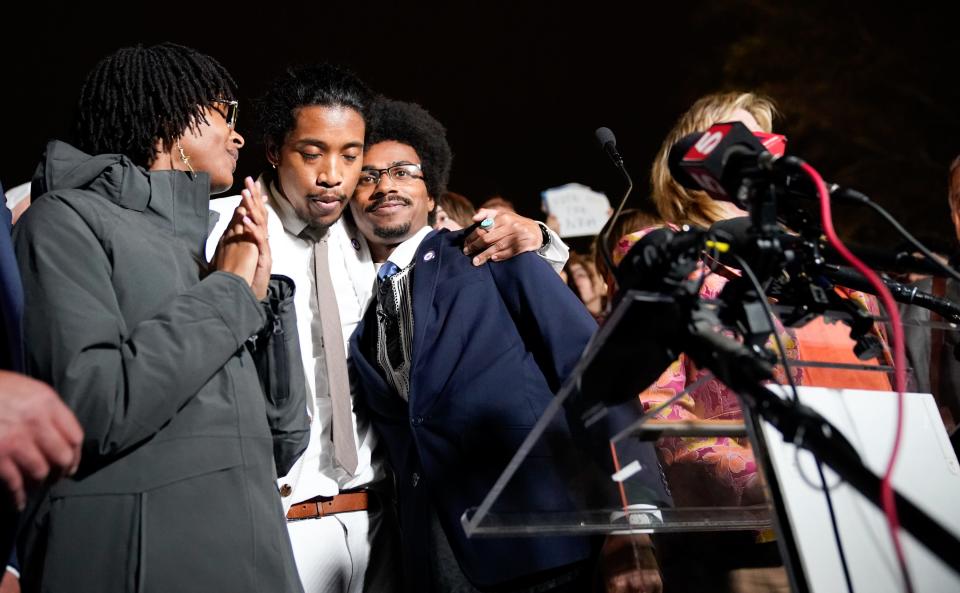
[536,221,552,254]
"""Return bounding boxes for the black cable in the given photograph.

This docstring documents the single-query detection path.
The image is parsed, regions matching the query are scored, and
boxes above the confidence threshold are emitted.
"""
[733,253,856,593]
[838,187,960,284]
[731,254,801,404]
[815,460,855,592]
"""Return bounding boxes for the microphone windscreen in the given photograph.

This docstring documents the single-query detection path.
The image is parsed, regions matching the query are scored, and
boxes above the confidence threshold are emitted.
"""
[595,126,617,149]
[667,132,704,190]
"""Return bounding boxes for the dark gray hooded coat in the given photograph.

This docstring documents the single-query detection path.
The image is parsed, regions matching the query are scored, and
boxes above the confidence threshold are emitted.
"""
[13,141,309,593]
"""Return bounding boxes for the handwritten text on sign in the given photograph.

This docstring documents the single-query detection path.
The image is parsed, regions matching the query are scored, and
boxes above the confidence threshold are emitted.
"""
[542,183,612,238]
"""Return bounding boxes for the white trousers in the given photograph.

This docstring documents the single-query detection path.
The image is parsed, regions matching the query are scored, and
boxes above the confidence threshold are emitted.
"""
[287,506,400,593]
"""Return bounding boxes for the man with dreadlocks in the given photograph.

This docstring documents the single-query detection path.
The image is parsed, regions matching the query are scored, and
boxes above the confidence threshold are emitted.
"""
[13,43,309,592]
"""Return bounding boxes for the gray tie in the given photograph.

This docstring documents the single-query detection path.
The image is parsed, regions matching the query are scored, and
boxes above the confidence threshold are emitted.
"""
[312,237,358,475]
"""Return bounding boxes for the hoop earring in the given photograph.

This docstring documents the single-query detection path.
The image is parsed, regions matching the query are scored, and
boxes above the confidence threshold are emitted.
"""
[176,139,195,175]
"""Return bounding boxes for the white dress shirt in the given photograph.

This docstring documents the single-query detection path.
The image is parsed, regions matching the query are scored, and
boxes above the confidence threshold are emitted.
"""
[207,182,382,510]
[377,225,433,271]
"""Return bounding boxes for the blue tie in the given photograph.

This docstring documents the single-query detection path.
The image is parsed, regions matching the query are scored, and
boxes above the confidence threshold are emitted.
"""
[378,261,400,283]
[376,260,404,375]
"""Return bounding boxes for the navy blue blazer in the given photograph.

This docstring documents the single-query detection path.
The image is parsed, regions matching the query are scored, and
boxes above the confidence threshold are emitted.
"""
[1,183,24,570]
[0,183,23,372]
[350,229,602,588]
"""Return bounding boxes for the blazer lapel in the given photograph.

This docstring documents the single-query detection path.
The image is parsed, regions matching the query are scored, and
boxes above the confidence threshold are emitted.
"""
[411,230,443,376]
[349,305,396,412]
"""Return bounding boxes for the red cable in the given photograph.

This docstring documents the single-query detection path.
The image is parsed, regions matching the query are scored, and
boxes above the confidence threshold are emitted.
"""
[797,160,913,593]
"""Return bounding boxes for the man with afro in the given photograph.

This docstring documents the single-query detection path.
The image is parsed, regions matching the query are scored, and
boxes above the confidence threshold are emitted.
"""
[347,99,670,592]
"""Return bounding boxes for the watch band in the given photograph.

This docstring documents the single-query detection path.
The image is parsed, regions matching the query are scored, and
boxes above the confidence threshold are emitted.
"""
[537,221,551,253]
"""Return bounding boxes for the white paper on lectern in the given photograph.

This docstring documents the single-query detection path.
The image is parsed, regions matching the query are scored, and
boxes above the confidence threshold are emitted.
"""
[541,183,611,238]
[759,386,960,593]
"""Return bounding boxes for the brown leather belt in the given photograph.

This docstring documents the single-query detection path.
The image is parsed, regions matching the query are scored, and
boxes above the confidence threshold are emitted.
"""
[286,491,371,521]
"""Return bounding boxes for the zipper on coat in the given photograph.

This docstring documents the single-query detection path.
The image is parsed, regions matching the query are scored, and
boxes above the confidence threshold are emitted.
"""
[271,315,289,402]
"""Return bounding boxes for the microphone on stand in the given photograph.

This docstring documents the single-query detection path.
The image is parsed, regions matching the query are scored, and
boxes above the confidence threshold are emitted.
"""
[667,122,861,211]
[708,217,960,322]
[596,126,624,168]
[594,127,634,289]
[667,121,778,202]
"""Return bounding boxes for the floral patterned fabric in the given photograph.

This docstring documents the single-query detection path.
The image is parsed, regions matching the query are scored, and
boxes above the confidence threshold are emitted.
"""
[613,227,802,504]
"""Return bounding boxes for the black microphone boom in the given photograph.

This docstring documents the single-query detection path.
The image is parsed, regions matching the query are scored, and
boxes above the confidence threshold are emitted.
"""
[594,126,633,289]
[822,264,960,322]
[708,217,960,322]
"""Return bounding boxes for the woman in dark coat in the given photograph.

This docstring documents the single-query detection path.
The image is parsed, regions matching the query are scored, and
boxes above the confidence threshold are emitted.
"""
[13,43,309,593]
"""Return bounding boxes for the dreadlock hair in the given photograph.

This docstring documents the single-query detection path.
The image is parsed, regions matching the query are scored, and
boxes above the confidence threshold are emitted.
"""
[257,63,373,158]
[366,98,452,225]
[76,43,237,168]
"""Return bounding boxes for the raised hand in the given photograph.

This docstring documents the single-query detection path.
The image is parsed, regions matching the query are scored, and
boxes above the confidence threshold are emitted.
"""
[213,177,271,299]
[238,177,272,300]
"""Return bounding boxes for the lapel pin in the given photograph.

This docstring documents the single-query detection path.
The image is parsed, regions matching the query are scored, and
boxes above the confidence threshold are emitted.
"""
[351,238,361,251]
[423,250,436,262]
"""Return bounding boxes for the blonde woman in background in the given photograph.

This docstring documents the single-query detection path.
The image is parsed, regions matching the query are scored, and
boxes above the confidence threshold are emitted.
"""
[616,91,892,593]
[616,92,797,593]
[649,92,778,228]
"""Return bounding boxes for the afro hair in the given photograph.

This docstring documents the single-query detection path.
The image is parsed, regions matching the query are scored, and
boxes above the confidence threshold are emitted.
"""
[365,98,452,200]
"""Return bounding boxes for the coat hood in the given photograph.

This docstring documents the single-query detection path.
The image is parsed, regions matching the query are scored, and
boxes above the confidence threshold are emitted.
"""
[32,140,152,211]
[29,140,214,253]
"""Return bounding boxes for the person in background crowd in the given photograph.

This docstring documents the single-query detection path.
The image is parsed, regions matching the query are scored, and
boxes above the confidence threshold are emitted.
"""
[592,207,663,315]
[433,191,475,231]
[478,194,516,213]
[564,251,606,320]
[901,155,960,449]
[13,43,308,593]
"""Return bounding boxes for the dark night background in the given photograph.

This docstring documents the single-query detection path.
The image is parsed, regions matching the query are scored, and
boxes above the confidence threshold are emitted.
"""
[4,1,960,252]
